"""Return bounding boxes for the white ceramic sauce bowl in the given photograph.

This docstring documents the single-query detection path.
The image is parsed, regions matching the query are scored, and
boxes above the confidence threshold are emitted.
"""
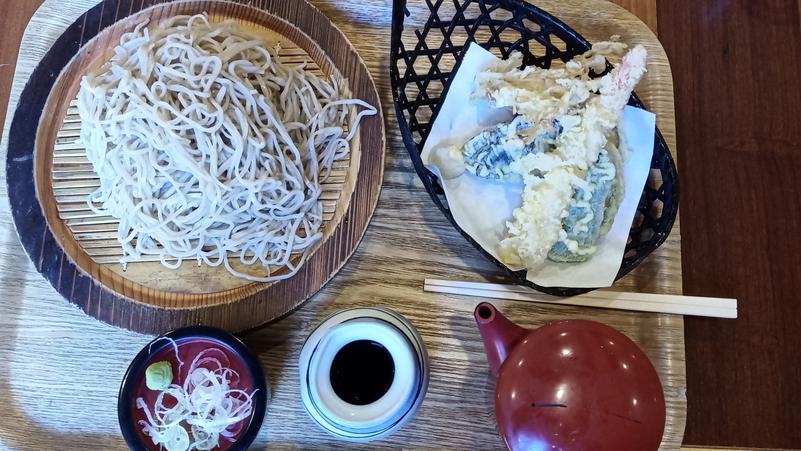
[299,308,429,441]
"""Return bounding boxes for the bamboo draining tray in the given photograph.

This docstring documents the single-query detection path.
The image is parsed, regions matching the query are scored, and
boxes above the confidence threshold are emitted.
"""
[9,0,385,329]
[43,4,355,296]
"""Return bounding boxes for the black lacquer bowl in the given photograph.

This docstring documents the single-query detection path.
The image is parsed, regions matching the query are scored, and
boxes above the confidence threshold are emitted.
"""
[118,326,267,451]
[389,0,679,296]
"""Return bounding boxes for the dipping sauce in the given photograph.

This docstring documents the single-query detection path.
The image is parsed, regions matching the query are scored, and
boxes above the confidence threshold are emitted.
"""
[131,338,255,451]
[330,339,395,405]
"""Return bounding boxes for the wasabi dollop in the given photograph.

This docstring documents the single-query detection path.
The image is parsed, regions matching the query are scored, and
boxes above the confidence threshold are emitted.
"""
[145,361,173,391]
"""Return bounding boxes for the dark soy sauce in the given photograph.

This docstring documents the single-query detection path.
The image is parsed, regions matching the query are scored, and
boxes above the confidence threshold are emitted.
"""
[330,340,395,405]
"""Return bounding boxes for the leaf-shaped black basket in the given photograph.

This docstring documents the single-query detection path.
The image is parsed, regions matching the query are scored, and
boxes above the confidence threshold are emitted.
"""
[389,0,679,296]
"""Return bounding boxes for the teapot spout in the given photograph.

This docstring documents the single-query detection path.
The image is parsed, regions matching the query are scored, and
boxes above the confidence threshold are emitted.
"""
[474,302,528,376]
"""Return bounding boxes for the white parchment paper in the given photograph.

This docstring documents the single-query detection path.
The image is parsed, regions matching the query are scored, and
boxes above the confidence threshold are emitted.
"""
[421,43,656,288]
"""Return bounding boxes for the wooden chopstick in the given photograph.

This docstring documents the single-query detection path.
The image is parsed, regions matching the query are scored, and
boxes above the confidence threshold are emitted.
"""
[424,279,738,319]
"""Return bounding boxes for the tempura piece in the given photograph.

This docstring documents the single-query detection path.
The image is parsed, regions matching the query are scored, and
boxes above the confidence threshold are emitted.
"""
[474,39,630,139]
[462,116,560,181]
[497,45,647,269]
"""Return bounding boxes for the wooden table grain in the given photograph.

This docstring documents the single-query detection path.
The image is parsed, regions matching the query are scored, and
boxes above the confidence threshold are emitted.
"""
[0,1,688,450]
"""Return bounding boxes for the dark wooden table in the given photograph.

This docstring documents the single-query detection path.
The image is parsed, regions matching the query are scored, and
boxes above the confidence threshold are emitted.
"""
[659,1,801,448]
[0,0,799,449]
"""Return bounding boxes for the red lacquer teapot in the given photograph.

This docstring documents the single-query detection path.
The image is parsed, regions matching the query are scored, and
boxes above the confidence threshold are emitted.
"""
[474,302,666,451]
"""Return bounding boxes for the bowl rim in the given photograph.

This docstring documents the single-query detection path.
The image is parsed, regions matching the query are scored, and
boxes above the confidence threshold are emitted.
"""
[117,326,268,451]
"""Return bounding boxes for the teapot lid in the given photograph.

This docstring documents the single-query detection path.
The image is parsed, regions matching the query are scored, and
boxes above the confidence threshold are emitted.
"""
[495,319,666,451]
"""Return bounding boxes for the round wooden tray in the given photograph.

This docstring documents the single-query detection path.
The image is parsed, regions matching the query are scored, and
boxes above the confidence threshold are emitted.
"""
[6,0,385,334]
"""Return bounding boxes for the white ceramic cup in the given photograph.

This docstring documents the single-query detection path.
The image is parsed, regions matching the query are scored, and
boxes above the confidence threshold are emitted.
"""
[309,318,417,432]
[299,308,429,441]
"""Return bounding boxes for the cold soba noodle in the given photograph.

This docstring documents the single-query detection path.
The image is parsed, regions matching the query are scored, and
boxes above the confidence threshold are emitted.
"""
[78,14,376,282]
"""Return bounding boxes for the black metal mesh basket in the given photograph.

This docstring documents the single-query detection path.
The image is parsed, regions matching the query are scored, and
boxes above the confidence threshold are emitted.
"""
[389,0,679,296]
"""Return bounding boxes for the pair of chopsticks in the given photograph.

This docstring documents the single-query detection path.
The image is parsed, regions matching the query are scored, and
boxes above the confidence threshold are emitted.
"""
[424,279,738,318]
